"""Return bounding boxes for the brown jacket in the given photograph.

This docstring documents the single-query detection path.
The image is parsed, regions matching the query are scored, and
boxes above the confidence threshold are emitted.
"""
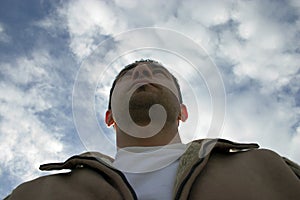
[5,139,300,200]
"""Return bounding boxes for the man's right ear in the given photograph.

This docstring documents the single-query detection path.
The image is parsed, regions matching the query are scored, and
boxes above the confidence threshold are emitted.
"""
[105,110,115,127]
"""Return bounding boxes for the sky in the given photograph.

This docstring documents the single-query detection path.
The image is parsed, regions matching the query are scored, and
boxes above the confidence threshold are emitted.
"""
[0,0,300,198]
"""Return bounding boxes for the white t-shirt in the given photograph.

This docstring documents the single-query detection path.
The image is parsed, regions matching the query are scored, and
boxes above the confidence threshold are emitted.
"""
[113,143,187,200]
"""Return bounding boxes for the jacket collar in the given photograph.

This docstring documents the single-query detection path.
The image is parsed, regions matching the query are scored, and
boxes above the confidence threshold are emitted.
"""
[39,138,259,200]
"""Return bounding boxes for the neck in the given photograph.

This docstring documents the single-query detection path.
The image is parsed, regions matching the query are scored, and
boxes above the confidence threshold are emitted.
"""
[116,123,181,148]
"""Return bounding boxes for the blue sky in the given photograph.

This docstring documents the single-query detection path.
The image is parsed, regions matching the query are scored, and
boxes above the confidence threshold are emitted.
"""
[1,0,300,198]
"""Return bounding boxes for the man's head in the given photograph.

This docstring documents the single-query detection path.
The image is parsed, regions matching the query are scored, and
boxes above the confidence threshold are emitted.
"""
[107,59,183,110]
[105,59,188,147]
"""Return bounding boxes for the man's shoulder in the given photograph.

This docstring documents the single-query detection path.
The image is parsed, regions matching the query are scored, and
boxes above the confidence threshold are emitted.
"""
[182,139,300,200]
[185,138,300,179]
[5,152,123,200]
[6,166,121,200]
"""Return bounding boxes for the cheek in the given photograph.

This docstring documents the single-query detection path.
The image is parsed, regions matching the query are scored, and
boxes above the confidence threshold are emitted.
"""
[153,78,179,98]
[162,90,181,110]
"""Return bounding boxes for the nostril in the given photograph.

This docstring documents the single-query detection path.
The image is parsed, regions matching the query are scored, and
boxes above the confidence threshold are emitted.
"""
[133,71,139,79]
[132,65,153,80]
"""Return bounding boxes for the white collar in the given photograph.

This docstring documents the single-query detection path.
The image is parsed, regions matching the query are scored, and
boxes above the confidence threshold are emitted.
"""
[113,143,187,173]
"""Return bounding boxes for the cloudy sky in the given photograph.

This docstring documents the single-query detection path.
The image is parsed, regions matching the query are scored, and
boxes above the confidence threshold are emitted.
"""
[1,0,300,198]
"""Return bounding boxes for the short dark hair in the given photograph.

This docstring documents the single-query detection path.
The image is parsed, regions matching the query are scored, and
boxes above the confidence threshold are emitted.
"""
[108,59,183,109]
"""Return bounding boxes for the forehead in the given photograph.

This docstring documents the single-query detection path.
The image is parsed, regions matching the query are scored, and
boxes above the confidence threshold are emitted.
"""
[117,62,172,78]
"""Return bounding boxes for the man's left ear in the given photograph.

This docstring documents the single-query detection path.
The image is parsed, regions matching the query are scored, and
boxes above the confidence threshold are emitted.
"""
[179,104,188,122]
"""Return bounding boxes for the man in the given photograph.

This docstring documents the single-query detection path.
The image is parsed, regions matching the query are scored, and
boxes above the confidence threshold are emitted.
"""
[6,59,300,199]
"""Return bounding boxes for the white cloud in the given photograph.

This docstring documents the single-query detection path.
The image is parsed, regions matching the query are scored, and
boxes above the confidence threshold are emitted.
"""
[215,1,300,91]
[0,85,64,183]
[0,95,63,177]
[178,0,233,27]
[62,0,128,60]
[113,0,138,9]
[2,55,49,85]
[223,89,298,153]
[67,0,120,36]
[233,1,297,52]
[0,49,71,190]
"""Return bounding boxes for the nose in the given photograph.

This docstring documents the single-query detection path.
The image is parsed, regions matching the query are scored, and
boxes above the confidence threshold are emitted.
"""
[132,64,153,80]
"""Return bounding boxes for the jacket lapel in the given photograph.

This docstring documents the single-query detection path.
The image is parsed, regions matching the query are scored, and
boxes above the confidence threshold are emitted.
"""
[173,139,259,200]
